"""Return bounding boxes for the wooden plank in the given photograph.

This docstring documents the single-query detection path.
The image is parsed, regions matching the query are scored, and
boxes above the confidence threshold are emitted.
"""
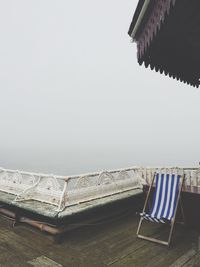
[183,248,200,267]
[142,230,198,267]
[0,203,198,267]
[110,239,165,267]
[109,225,198,267]
[104,225,168,266]
[80,212,165,265]
[28,256,63,267]
[169,249,196,267]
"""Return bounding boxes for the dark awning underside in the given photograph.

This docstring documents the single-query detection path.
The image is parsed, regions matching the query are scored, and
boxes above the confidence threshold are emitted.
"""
[128,0,200,87]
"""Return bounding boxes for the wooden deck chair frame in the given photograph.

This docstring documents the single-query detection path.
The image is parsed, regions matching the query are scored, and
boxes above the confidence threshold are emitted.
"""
[136,172,185,247]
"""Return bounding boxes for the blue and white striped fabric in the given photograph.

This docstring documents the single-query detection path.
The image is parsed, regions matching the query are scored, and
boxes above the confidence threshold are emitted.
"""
[140,173,181,223]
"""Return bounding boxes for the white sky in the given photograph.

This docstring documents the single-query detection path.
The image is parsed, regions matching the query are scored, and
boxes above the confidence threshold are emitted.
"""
[0,0,199,175]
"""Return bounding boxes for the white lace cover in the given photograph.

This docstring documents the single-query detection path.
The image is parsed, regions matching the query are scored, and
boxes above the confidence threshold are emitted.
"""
[0,166,198,211]
[0,167,142,211]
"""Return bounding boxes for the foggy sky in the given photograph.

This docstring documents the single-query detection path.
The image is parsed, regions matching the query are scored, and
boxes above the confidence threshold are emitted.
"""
[0,0,199,175]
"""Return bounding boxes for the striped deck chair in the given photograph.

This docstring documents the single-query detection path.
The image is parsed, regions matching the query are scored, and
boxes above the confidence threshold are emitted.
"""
[136,172,185,246]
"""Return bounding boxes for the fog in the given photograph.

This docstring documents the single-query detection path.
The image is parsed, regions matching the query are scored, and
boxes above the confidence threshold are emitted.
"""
[0,0,199,175]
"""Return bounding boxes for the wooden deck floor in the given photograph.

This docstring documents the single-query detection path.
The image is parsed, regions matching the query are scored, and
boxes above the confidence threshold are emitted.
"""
[0,208,200,267]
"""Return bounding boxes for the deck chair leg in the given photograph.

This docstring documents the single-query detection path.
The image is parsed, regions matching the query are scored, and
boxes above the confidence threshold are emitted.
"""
[179,197,185,225]
[136,173,156,237]
[167,174,185,247]
[168,209,182,247]
[177,177,186,226]
[167,219,175,247]
[136,217,143,236]
[176,198,185,226]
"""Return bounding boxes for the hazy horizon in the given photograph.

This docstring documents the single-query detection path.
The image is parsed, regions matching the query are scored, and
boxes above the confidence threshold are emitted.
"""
[0,0,199,175]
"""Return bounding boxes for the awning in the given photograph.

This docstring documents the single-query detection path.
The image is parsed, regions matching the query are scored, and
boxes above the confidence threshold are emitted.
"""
[128,0,200,87]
